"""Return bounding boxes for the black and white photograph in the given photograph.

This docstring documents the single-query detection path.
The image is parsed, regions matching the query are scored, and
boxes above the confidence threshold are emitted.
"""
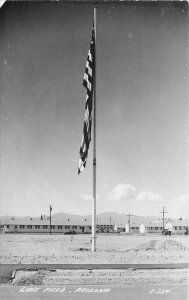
[0,0,188,299]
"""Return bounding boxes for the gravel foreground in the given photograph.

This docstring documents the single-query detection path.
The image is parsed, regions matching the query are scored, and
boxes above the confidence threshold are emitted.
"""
[0,234,188,264]
[11,269,188,286]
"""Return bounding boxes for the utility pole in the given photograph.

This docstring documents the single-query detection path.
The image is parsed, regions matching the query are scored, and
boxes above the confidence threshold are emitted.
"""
[126,212,133,233]
[49,205,52,235]
[160,206,168,230]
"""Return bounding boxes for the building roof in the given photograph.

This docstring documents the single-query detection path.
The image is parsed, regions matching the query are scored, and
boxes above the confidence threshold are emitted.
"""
[3,218,91,226]
[3,217,188,227]
[170,220,188,227]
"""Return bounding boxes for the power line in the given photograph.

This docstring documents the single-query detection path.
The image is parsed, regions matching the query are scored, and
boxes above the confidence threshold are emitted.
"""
[160,206,168,230]
[49,205,52,235]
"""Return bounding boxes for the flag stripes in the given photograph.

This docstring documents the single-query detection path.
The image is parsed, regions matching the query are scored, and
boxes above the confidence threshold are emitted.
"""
[78,27,95,174]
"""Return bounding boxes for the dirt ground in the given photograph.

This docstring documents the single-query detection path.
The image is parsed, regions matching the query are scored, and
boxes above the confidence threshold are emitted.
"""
[0,233,188,264]
[11,268,188,285]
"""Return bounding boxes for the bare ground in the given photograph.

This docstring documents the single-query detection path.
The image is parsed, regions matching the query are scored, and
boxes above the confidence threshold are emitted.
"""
[0,234,188,264]
[10,268,188,286]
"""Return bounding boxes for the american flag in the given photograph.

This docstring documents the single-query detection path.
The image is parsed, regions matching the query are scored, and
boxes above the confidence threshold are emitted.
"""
[78,27,95,174]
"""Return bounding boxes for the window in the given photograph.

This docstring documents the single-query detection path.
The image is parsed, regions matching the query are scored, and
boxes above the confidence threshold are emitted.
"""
[20,225,25,229]
[43,225,47,229]
[15,226,17,229]
[35,225,40,229]
[71,226,77,229]
[7,225,9,228]
[27,225,32,229]
[58,226,62,229]
[89,226,91,230]
[50,225,55,229]
[175,226,177,230]
[179,226,182,230]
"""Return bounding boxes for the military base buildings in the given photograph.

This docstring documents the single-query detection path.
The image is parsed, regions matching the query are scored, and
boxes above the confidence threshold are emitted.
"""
[1,216,188,235]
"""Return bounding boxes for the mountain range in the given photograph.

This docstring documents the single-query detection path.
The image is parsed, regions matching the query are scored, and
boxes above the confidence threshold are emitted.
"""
[0,212,179,226]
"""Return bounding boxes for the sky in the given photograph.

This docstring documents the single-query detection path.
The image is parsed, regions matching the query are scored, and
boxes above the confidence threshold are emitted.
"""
[0,1,188,219]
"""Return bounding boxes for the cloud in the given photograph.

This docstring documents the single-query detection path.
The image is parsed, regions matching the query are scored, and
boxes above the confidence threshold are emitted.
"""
[136,191,162,202]
[107,184,135,201]
[81,194,99,201]
[166,194,189,219]
[81,194,93,201]
[177,194,189,203]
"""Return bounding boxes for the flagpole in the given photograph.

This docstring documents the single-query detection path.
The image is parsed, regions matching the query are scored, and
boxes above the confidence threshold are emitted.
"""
[92,4,97,252]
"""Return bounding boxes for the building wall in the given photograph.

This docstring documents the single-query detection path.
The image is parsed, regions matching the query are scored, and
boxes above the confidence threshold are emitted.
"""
[97,225,114,232]
[128,225,188,234]
[146,226,163,234]
[172,226,188,235]
[130,227,140,234]
[3,224,92,234]
[3,223,188,235]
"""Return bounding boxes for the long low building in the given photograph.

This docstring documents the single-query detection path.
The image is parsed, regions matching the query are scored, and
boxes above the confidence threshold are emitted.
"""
[2,218,92,234]
[126,220,188,235]
[1,217,188,235]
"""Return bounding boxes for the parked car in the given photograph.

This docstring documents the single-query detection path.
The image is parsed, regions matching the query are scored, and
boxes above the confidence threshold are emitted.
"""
[64,230,76,235]
[162,229,172,236]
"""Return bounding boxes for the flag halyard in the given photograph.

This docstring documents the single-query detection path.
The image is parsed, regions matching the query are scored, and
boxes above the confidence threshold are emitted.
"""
[78,27,95,174]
